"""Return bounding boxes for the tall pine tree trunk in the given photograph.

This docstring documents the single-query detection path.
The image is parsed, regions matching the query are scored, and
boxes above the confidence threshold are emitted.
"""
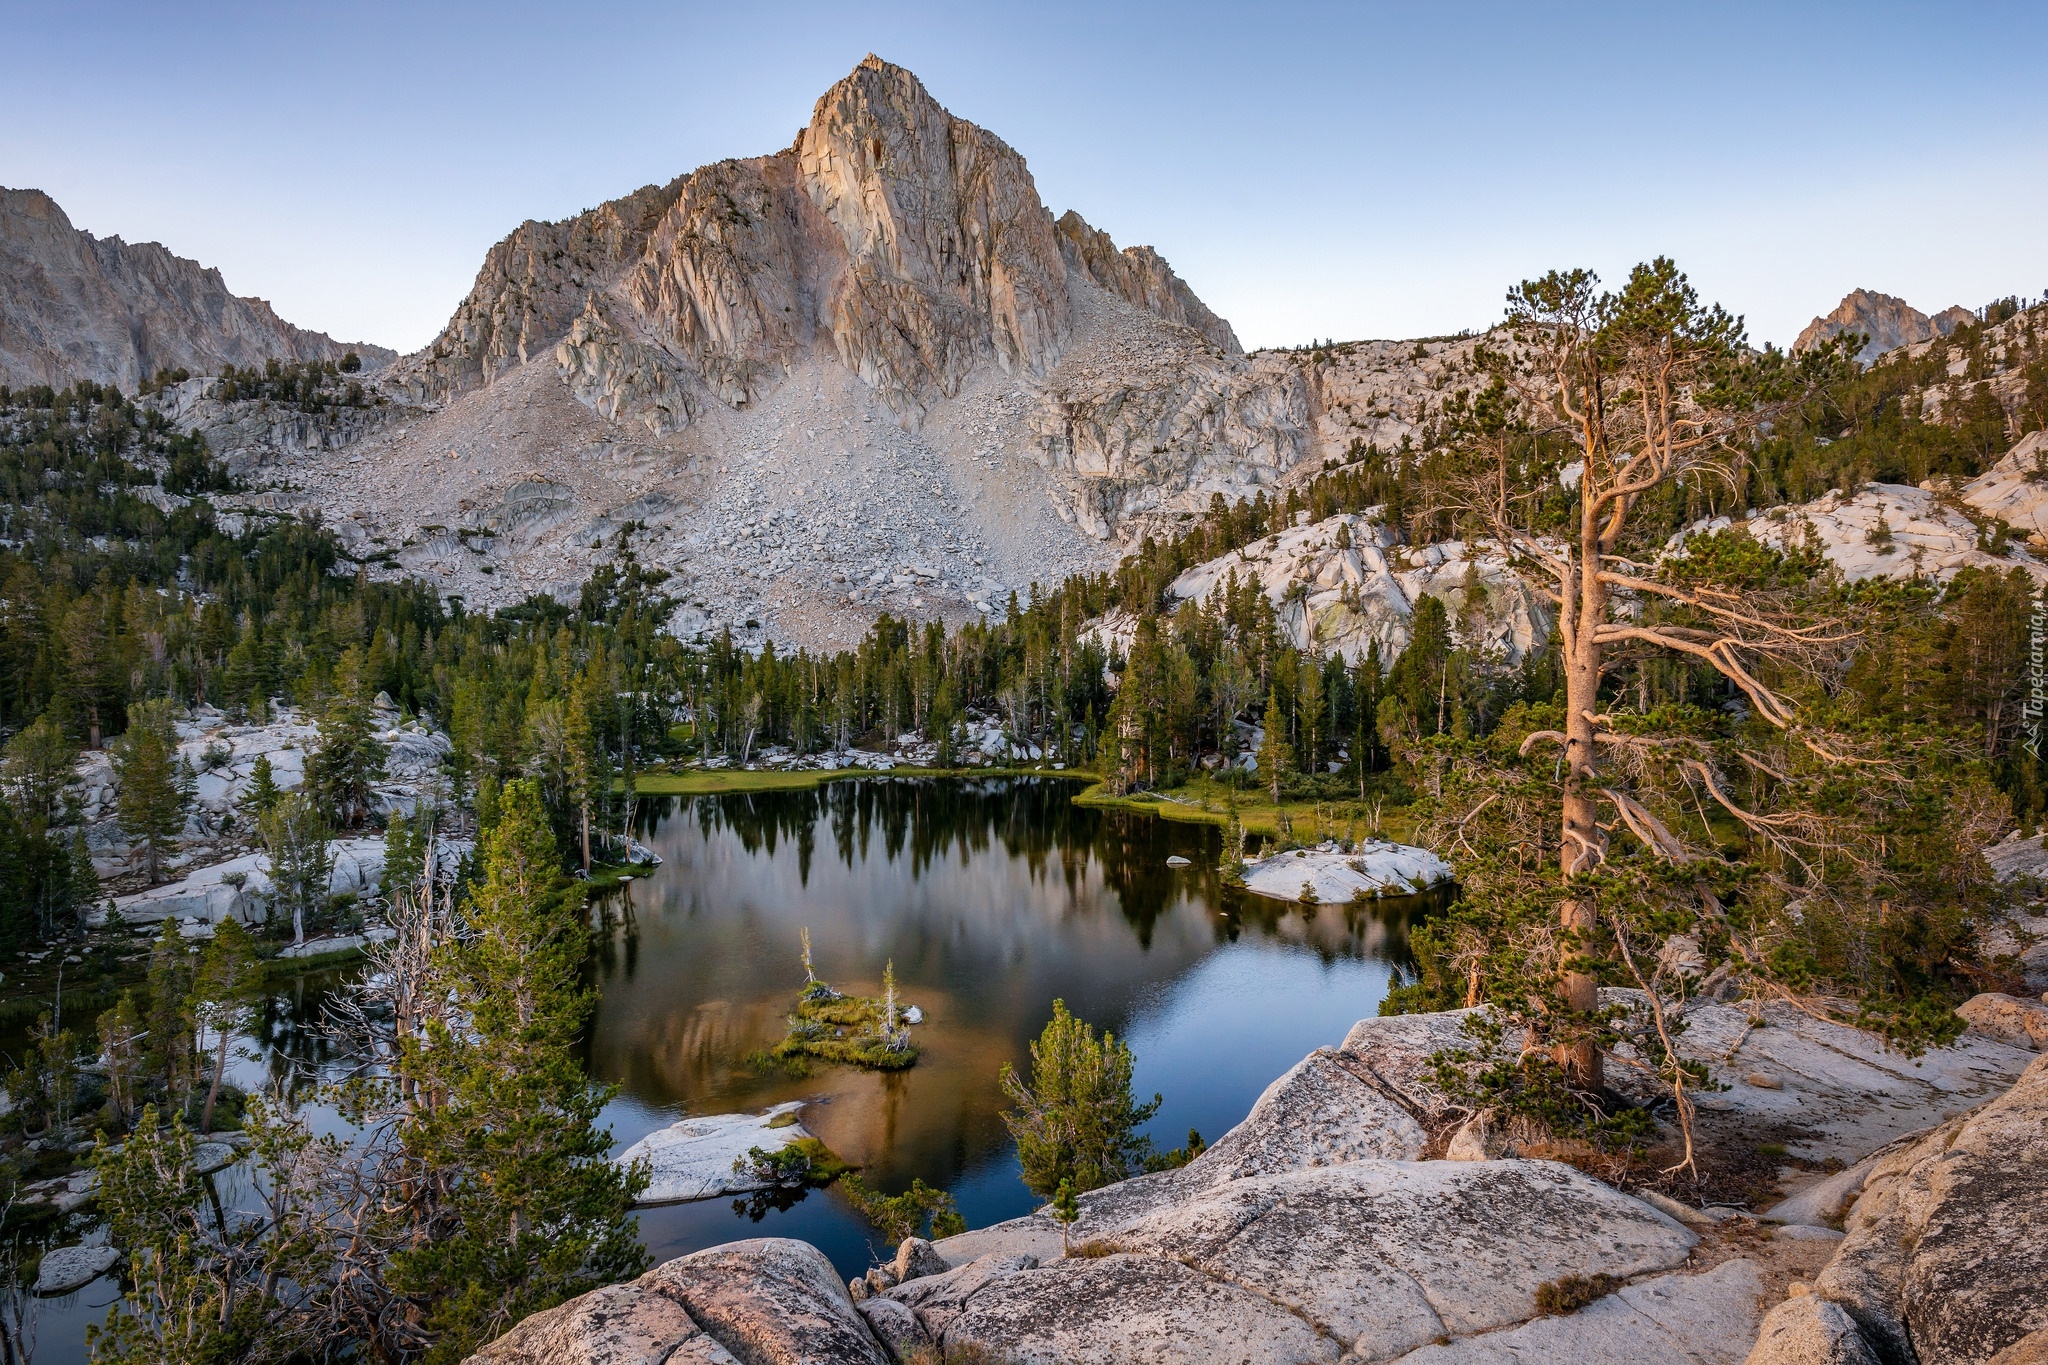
[1555,533,1607,1089]
[201,1026,231,1132]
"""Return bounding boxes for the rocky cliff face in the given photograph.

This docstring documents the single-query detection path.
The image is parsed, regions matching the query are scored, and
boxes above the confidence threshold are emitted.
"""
[0,187,394,391]
[1794,287,1974,364]
[1053,210,1241,353]
[398,178,683,402]
[399,56,1083,430]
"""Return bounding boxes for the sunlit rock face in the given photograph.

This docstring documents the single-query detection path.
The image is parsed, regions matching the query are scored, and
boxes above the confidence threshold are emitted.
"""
[1793,288,1974,364]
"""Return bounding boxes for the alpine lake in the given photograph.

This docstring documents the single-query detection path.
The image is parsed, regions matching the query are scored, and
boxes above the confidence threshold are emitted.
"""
[19,776,1446,1360]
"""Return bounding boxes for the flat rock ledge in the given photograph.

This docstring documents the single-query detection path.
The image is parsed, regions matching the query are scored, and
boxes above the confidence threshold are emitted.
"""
[614,1102,811,1205]
[1240,843,1452,904]
[33,1243,120,1296]
[473,1005,2044,1365]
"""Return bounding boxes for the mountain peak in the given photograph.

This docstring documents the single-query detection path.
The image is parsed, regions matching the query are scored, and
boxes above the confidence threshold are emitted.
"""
[1795,288,1972,363]
[399,57,1243,427]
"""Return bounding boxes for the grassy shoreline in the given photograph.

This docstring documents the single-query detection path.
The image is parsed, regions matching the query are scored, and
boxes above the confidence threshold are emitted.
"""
[627,764,1086,796]
[630,765,1415,844]
[1074,776,1421,846]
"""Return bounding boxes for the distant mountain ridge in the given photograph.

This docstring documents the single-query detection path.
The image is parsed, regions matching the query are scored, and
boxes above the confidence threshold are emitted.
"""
[0,187,394,392]
[1794,287,1974,364]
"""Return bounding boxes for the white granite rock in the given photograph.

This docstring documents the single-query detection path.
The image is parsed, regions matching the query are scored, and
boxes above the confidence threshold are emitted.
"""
[854,1295,930,1363]
[1105,1160,1694,1353]
[1813,1054,2048,1363]
[464,1281,740,1364]
[1239,843,1452,904]
[32,1243,119,1296]
[1956,991,2048,1050]
[938,1253,1341,1365]
[1389,1259,1767,1365]
[1176,1046,1428,1184]
[639,1237,890,1365]
[1667,998,2035,1161]
[1729,481,2047,587]
[1162,514,1555,666]
[1743,1295,1882,1365]
[1959,429,2048,536]
[106,836,388,926]
[614,1103,812,1205]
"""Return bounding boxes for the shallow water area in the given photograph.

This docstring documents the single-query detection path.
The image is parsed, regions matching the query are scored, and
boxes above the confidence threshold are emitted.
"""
[587,776,1437,1276]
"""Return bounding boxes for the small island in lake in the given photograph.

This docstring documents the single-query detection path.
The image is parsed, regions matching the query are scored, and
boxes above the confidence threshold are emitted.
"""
[759,930,921,1071]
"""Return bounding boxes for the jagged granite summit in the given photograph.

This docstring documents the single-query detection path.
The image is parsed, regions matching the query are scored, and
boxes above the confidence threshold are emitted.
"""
[1793,287,1974,364]
[0,187,394,390]
[392,55,1247,429]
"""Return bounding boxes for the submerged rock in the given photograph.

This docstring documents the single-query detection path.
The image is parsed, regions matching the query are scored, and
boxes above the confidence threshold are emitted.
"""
[33,1243,119,1296]
[614,1102,811,1204]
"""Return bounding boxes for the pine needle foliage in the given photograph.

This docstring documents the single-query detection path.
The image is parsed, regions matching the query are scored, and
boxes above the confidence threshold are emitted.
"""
[1000,999,1162,1199]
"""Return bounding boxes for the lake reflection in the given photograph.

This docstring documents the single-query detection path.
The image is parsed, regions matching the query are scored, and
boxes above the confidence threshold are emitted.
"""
[587,777,1434,1274]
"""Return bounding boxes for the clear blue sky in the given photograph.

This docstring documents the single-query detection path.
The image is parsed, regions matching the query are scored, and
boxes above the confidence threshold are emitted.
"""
[5,1,2042,354]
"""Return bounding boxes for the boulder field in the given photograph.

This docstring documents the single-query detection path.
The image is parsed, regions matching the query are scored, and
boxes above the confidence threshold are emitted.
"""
[467,993,2043,1365]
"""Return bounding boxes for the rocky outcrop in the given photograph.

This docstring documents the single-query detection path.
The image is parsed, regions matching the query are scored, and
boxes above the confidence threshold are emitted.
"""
[142,375,407,477]
[1154,511,1554,665]
[470,1238,886,1365]
[1955,992,2048,1051]
[1239,842,1454,902]
[644,1239,891,1365]
[475,983,2046,1365]
[395,178,684,402]
[1053,210,1240,353]
[0,187,392,392]
[1692,478,2048,589]
[69,697,448,882]
[614,1104,813,1204]
[801,58,1071,415]
[1794,290,1973,365]
[1955,430,2048,538]
[402,56,1090,434]
[1747,1295,1885,1365]
[335,57,1318,639]
[554,297,700,437]
[1026,286,1317,538]
[1794,1054,2048,1364]
[1399,1258,1768,1364]
[104,836,388,928]
[939,1252,1341,1363]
